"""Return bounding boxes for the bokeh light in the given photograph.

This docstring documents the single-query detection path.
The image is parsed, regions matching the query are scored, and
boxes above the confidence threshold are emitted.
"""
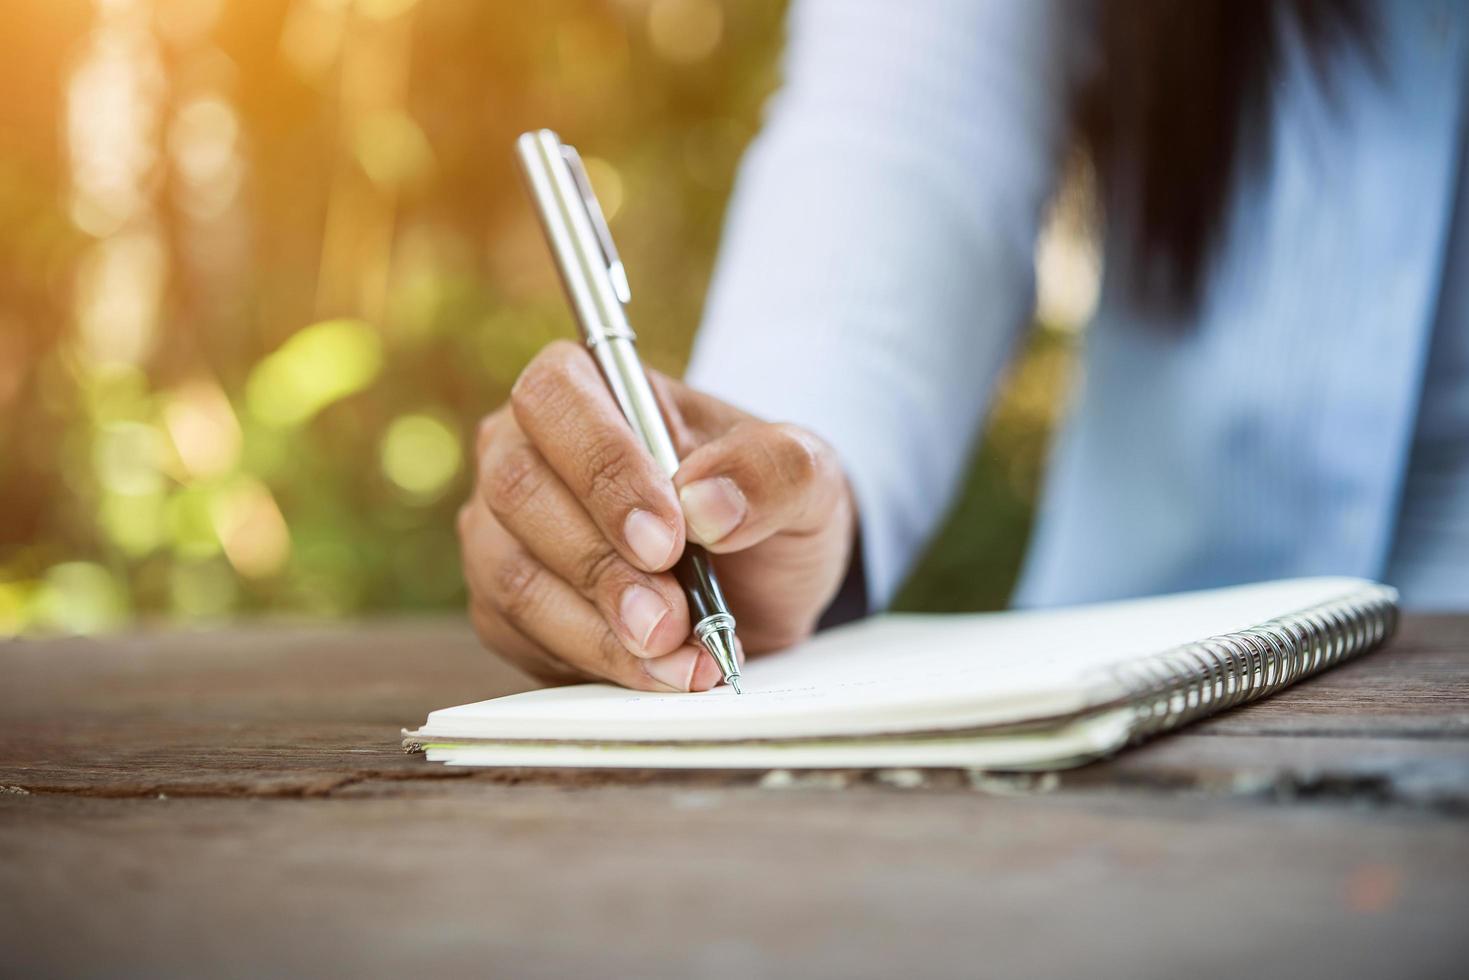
[36,562,127,635]
[0,0,1083,635]
[380,413,461,501]
[163,380,243,480]
[355,111,434,188]
[647,0,723,64]
[212,477,292,577]
[245,318,383,428]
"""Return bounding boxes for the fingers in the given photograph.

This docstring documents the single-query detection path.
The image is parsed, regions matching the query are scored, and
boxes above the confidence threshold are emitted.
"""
[510,341,684,573]
[673,422,847,553]
[467,597,581,687]
[646,368,751,455]
[458,498,718,692]
[476,419,691,659]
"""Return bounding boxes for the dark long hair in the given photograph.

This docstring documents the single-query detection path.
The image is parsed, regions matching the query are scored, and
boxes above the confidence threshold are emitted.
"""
[1074,0,1374,312]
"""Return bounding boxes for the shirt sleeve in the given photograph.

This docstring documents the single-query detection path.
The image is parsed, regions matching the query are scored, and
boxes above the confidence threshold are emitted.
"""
[685,0,1069,608]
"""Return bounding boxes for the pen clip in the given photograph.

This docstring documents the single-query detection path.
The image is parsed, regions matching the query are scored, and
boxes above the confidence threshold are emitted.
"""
[561,144,631,305]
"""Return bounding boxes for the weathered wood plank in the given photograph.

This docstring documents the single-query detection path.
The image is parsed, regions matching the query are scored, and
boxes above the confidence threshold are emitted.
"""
[5,720,1466,809]
[0,618,534,725]
[5,616,1464,733]
[1,615,1465,976]
[1075,734,1469,810]
[0,615,1464,802]
[3,788,1465,979]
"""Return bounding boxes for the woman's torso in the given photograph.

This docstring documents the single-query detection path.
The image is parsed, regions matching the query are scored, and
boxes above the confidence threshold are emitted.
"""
[1016,1,1469,608]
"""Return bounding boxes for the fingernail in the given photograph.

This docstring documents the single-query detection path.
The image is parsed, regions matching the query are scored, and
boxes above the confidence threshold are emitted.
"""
[643,648,696,692]
[623,508,677,569]
[679,477,746,545]
[619,584,669,654]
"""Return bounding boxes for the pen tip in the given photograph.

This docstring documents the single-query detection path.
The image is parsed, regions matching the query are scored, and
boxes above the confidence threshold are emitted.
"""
[696,624,742,694]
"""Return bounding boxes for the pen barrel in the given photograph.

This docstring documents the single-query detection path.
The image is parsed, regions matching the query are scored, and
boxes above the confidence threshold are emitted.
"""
[589,338,736,643]
[514,128,737,650]
[673,546,731,624]
[587,337,734,635]
[590,337,734,631]
[514,130,629,350]
[588,337,681,475]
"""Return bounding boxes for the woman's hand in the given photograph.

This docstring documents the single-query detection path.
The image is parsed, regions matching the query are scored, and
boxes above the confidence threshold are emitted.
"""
[459,340,857,692]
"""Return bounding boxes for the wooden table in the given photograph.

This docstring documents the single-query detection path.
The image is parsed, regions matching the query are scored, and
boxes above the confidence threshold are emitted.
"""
[2,615,1466,978]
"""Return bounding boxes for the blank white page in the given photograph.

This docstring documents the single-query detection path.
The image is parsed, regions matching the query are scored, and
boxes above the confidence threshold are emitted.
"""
[413,577,1375,743]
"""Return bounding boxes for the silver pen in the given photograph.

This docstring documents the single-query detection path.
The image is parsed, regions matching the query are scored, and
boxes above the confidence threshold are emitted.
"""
[514,129,743,693]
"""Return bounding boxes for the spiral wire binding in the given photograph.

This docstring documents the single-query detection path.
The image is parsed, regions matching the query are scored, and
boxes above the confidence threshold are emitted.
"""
[1106,585,1399,742]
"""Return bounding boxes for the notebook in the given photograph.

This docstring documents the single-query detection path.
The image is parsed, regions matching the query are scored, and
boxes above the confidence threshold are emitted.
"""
[404,577,1398,770]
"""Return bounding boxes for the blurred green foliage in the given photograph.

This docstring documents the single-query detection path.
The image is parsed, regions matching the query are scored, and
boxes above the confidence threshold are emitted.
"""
[0,0,1074,635]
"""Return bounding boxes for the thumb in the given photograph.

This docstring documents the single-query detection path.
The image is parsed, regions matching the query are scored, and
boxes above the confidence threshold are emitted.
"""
[672,422,847,553]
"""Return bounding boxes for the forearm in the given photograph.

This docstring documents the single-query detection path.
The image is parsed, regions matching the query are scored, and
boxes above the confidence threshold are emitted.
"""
[688,0,1069,608]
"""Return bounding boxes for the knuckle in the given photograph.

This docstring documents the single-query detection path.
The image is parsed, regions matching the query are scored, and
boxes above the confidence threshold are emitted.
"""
[511,342,584,421]
[593,626,639,681]
[468,599,510,650]
[573,544,625,595]
[510,360,562,423]
[481,442,543,518]
[581,438,633,503]
[490,551,544,623]
[767,423,827,488]
[473,412,501,459]
[470,603,583,684]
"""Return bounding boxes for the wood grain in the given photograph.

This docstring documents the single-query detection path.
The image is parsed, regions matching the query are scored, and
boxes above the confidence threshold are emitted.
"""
[3,787,1466,979]
[1,613,1466,976]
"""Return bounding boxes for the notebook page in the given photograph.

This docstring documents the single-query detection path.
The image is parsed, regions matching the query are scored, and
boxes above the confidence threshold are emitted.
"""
[416,577,1374,743]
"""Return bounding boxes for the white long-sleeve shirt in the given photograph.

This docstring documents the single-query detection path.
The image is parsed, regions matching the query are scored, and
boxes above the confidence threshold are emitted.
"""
[687,0,1469,612]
